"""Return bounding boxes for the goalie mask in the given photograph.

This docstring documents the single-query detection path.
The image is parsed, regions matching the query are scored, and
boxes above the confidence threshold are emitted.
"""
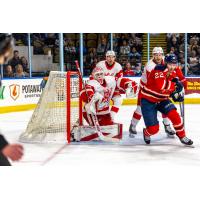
[92,67,105,84]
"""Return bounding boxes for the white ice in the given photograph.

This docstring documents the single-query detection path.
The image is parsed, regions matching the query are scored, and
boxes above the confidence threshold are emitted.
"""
[0,104,199,166]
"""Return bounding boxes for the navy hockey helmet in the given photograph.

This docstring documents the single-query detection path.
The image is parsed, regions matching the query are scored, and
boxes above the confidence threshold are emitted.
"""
[164,54,177,64]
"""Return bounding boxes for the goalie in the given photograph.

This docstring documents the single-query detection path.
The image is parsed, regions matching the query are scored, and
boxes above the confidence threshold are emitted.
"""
[72,67,138,142]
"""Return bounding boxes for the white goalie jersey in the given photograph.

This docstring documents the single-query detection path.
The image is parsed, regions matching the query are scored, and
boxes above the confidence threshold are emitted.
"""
[81,75,117,115]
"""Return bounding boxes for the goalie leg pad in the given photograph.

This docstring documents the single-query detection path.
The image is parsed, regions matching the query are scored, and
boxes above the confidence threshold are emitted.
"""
[71,123,123,142]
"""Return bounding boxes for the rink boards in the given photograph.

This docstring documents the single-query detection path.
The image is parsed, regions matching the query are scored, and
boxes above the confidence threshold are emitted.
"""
[1,77,200,113]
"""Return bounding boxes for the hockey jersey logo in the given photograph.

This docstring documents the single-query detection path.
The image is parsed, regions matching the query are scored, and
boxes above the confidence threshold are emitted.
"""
[105,72,115,76]
[97,87,112,110]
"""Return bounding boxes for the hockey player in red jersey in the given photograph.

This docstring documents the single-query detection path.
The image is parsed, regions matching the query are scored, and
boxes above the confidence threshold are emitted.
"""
[129,47,187,138]
[140,54,193,146]
[75,67,137,141]
[96,50,123,121]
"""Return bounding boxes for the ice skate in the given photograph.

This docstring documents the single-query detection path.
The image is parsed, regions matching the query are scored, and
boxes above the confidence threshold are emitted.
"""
[163,122,175,138]
[143,128,151,144]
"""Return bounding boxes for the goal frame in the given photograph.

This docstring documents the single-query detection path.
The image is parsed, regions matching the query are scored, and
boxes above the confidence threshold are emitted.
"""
[66,71,82,143]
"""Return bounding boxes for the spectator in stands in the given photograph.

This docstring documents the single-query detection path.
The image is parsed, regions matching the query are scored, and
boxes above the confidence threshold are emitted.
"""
[121,57,128,68]
[45,33,56,47]
[178,51,184,61]
[128,37,136,49]
[8,50,20,69]
[168,37,179,56]
[169,46,179,57]
[97,37,109,55]
[4,65,14,78]
[14,64,28,78]
[32,34,45,54]
[76,41,87,55]
[133,63,142,76]
[167,33,180,43]
[123,62,135,76]
[179,43,185,53]
[120,40,130,55]
[129,46,141,62]
[89,57,98,73]
[197,46,200,57]
[178,57,191,75]
[191,39,199,52]
[86,48,97,67]
[13,33,27,46]
[20,56,29,73]
[130,57,137,68]
[113,40,120,56]
[137,42,143,54]
[189,50,199,67]
[188,37,195,52]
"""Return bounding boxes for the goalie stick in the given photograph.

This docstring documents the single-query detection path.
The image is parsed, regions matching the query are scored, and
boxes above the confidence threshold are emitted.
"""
[74,60,120,142]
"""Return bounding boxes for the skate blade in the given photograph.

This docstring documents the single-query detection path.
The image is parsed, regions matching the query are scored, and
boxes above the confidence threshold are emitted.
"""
[183,144,195,148]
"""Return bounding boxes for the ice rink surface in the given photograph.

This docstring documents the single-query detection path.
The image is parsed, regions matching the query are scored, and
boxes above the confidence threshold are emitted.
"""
[0,104,199,166]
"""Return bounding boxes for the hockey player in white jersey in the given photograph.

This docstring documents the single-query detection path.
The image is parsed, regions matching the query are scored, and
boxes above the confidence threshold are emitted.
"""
[96,50,123,121]
[129,47,176,137]
[73,67,137,142]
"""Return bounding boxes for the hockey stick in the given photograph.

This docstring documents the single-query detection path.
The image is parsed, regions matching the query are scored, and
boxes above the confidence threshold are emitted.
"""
[75,60,120,142]
[179,100,185,127]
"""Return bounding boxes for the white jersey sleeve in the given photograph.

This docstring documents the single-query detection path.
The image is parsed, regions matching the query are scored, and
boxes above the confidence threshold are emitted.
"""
[140,59,157,85]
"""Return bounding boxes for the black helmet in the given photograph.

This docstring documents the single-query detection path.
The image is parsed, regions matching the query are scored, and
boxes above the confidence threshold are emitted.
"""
[164,54,177,64]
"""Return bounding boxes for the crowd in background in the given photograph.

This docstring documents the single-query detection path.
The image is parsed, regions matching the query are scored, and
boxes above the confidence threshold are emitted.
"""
[167,33,200,75]
[3,50,29,78]
[5,33,200,78]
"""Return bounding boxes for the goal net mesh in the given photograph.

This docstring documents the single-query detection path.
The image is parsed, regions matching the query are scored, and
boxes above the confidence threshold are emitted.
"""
[19,71,81,143]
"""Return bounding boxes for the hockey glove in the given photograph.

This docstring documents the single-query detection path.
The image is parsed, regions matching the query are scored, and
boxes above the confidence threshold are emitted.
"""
[126,82,138,98]
[171,90,184,102]
[172,77,183,93]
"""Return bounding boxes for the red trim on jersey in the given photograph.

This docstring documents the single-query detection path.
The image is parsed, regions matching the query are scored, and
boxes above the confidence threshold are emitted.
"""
[133,112,142,120]
[143,86,169,98]
[141,90,169,103]
[115,70,124,79]
[111,106,119,113]
[105,61,115,70]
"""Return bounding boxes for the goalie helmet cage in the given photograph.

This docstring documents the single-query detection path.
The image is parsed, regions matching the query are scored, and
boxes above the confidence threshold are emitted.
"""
[19,71,82,144]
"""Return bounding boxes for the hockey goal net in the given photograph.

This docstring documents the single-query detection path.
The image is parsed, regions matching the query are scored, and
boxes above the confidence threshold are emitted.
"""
[19,71,82,144]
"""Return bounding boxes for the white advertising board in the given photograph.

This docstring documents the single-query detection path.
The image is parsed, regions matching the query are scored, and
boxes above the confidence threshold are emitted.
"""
[0,78,43,107]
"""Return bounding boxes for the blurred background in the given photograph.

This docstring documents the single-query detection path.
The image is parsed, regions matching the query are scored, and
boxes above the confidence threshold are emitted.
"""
[1,33,199,79]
